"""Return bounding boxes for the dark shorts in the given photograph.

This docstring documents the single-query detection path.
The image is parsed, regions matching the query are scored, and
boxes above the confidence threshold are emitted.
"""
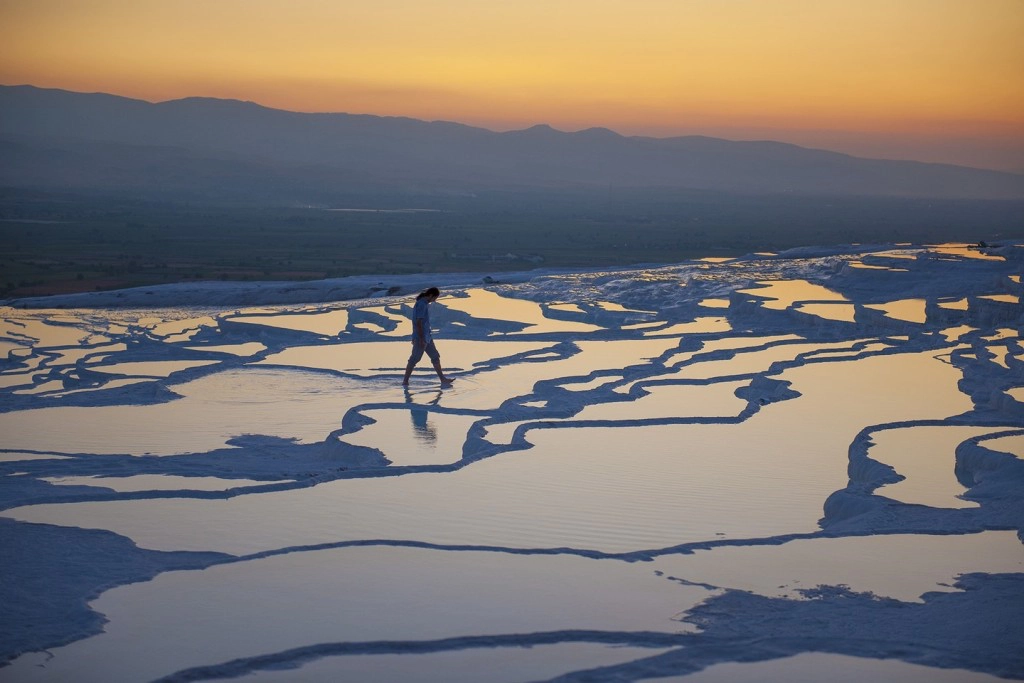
[408,340,440,365]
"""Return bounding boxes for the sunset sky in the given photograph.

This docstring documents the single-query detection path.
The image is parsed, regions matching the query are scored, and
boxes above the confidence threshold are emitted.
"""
[2,0,1022,171]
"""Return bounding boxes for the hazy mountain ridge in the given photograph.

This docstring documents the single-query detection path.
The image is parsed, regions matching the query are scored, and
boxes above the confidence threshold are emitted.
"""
[2,84,1023,203]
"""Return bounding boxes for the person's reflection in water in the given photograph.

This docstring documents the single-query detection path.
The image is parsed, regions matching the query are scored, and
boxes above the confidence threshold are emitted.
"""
[405,388,441,446]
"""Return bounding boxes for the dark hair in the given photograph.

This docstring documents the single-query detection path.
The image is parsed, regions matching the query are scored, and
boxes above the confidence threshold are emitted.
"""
[416,287,440,300]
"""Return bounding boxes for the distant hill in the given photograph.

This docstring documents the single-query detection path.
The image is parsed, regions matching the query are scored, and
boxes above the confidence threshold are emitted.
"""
[1,84,1023,203]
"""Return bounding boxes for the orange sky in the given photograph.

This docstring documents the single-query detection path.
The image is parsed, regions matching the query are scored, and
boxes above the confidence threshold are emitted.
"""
[2,0,1023,170]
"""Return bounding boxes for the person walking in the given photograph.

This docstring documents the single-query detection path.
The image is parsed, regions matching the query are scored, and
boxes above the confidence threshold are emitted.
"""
[402,287,453,385]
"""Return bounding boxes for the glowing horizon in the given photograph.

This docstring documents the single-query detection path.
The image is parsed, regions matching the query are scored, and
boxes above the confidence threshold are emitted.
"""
[1,0,1022,170]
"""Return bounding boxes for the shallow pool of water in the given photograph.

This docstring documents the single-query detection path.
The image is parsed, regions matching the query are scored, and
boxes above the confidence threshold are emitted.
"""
[2,547,700,683]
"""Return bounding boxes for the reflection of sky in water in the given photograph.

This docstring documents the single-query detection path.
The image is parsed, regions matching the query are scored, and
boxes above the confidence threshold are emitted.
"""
[927,243,1005,261]
[0,369,373,454]
[54,377,150,397]
[434,338,679,410]
[665,335,802,368]
[869,426,1006,508]
[0,340,27,359]
[184,341,266,356]
[801,341,890,360]
[340,408,480,467]
[0,317,95,347]
[661,651,1008,683]
[983,433,1024,459]
[596,301,656,314]
[488,379,751,447]
[8,350,973,555]
[89,360,219,377]
[258,340,552,376]
[2,246,1023,682]
[865,298,927,323]
[794,302,857,322]
[780,350,970,428]
[15,380,68,395]
[0,452,71,462]
[443,289,603,334]
[575,380,747,422]
[941,325,975,342]
[559,375,622,392]
[668,341,856,381]
[983,328,1018,342]
[989,345,1011,369]
[42,343,129,366]
[870,250,918,260]
[652,531,1023,603]
[43,474,290,492]
[239,643,670,683]
[0,373,38,390]
[2,547,695,683]
[145,316,217,339]
[737,280,848,310]
[980,293,1020,304]
[227,310,350,336]
[644,317,731,336]
[353,303,408,328]
[8,348,45,370]
[938,297,968,310]
[848,261,908,272]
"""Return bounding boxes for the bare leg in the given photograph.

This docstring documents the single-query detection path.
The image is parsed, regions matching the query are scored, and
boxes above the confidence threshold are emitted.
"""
[431,357,453,383]
[402,362,415,385]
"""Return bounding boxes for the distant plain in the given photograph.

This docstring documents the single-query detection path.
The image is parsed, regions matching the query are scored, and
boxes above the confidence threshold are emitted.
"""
[3,188,1022,299]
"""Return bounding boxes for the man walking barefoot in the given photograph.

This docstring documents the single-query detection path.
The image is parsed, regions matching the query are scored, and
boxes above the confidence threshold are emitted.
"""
[402,287,454,385]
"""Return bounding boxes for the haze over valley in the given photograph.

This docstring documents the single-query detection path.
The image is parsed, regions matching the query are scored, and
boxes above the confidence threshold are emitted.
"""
[2,85,1022,298]
[3,85,1024,204]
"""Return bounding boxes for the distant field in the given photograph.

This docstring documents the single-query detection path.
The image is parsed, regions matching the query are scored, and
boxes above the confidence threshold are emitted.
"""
[2,188,1022,298]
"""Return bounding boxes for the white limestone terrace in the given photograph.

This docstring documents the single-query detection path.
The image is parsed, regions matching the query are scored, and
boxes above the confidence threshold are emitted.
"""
[0,242,1022,682]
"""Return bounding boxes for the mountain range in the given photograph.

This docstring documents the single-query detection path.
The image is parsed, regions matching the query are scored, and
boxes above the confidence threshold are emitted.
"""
[2,84,1023,204]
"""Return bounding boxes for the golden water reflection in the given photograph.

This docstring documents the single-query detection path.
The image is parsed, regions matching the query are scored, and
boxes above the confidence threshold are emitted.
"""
[227,310,350,336]
[794,302,857,322]
[0,547,698,683]
[340,407,480,467]
[240,643,671,683]
[660,649,1008,683]
[0,369,375,455]
[927,243,1005,261]
[864,298,927,323]
[89,360,219,377]
[651,531,1022,603]
[870,426,1004,508]
[4,350,973,556]
[737,280,848,310]
[980,294,1020,304]
[442,289,603,334]
[184,342,267,357]
[644,317,730,336]
[43,474,290,492]
[258,340,552,376]
[984,433,1024,459]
